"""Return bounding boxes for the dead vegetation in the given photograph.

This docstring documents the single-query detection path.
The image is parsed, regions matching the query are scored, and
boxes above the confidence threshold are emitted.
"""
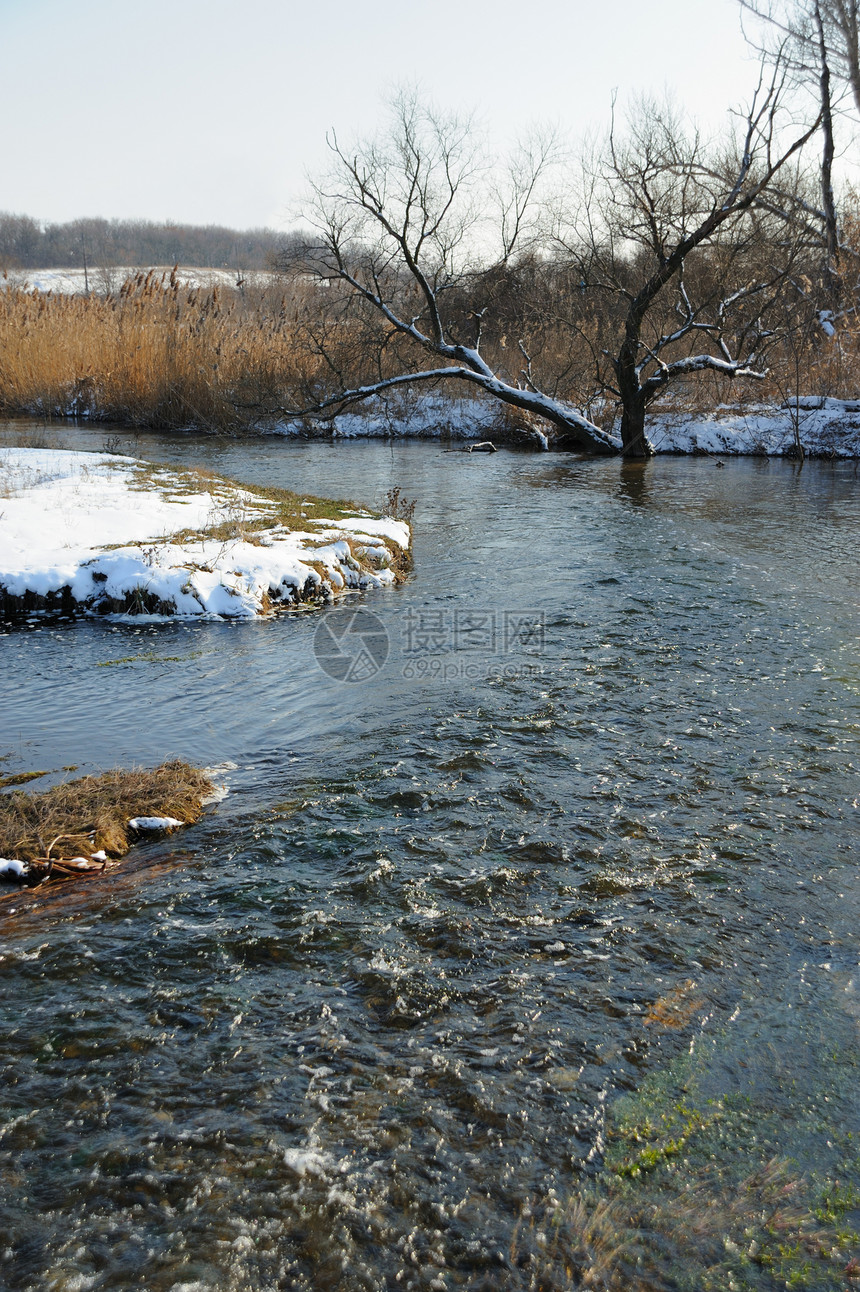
[3,261,860,446]
[7,239,859,453]
[0,268,322,432]
[0,761,214,890]
[382,485,417,524]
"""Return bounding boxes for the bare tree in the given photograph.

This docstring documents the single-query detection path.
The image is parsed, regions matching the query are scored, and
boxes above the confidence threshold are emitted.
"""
[552,81,820,453]
[293,92,619,454]
[743,0,860,112]
[827,0,860,110]
[290,76,818,457]
[740,0,851,298]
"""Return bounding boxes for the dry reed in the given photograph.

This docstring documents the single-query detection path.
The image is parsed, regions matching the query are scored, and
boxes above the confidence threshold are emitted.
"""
[3,263,860,439]
[0,270,322,431]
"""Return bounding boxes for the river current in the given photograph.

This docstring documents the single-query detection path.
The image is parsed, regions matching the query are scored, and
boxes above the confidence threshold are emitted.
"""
[0,424,858,1290]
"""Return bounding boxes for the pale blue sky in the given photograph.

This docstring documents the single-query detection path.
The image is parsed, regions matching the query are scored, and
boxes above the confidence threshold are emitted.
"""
[0,0,758,229]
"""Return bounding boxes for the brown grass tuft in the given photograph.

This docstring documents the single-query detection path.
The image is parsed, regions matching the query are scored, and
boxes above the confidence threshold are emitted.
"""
[0,760,213,866]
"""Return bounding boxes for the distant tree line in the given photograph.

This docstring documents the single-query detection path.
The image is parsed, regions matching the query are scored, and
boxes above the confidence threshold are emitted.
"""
[0,214,300,272]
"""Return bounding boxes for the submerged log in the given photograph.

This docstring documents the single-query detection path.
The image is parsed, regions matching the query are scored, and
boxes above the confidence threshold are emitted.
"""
[444,441,497,454]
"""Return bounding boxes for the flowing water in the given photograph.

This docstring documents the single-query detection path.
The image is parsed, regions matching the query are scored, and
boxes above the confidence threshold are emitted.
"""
[1,423,859,1290]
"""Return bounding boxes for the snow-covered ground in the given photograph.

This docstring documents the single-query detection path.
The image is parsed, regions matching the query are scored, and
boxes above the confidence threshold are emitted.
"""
[271,393,509,442]
[646,399,860,457]
[0,449,409,620]
[1,267,272,295]
[269,393,860,456]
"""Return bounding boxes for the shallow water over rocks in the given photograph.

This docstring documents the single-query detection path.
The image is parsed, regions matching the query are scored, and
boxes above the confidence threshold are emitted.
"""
[1,423,858,1289]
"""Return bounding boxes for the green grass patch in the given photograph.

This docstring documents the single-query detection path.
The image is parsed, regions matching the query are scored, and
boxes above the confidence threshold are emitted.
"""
[118,462,411,579]
[96,650,204,667]
[0,770,49,789]
[127,461,379,544]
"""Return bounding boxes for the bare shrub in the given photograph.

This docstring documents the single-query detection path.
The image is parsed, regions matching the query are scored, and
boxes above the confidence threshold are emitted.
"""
[382,486,417,523]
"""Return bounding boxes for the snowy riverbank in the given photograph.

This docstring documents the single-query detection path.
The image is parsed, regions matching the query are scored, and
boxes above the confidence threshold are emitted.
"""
[267,393,860,456]
[646,399,860,457]
[0,449,409,619]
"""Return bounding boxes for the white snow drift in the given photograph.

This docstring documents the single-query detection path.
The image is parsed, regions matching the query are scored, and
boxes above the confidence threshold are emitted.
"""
[270,392,860,456]
[645,399,860,457]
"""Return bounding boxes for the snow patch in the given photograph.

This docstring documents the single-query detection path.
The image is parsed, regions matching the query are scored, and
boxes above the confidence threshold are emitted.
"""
[271,392,504,441]
[0,449,409,621]
[269,392,860,456]
[3,265,275,297]
[646,401,860,457]
[128,816,183,832]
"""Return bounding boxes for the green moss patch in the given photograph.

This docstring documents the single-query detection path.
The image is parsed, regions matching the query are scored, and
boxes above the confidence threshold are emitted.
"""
[517,1020,860,1290]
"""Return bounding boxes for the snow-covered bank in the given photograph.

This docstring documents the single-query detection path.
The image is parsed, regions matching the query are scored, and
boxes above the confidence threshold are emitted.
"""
[269,392,545,445]
[0,449,409,620]
[269,393,860,456]
[647,400,860,457]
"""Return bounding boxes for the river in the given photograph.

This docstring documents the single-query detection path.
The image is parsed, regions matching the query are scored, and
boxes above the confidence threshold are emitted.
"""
[1,423,858,1290]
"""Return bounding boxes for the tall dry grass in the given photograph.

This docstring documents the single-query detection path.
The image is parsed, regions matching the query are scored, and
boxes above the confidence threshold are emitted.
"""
[0,269,324,431]
[2,263,860,437]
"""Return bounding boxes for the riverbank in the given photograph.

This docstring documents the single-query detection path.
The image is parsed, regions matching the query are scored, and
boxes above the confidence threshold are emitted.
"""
[267,393,860,457]
[646,398,860,457]
[8,392,860,456]
[0,448,410,620]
